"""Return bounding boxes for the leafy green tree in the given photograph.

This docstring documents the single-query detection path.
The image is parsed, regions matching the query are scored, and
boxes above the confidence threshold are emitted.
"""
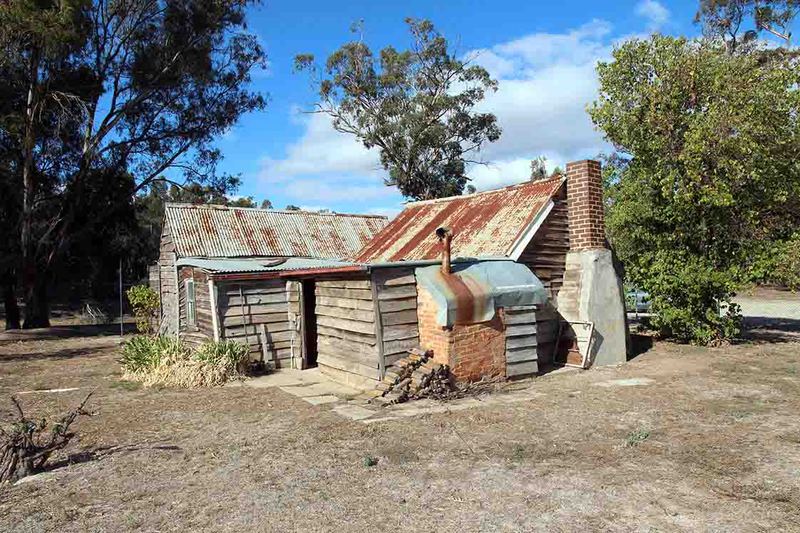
[0,0,267,327]
[696,0,799,51]
[295,18,501,200]
[589,36,800,343]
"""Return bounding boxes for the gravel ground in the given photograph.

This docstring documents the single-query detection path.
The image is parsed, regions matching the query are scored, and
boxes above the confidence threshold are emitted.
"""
[1,332,799,532]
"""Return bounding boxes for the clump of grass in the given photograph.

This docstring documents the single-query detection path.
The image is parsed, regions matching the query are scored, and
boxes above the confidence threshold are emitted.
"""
[363,455,379,467]
[625,428,651,448]
[120,336,249,388]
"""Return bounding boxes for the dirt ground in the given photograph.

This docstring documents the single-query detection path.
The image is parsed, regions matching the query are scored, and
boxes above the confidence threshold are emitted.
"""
[0,330,799,532]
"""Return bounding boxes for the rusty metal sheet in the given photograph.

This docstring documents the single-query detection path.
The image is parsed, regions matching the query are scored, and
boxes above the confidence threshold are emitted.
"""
[354,177,564,263]
[415,261,547,327]
[165,205,388,260]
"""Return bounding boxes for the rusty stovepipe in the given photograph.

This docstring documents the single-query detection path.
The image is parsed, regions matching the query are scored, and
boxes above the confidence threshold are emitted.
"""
[435,227,453,275]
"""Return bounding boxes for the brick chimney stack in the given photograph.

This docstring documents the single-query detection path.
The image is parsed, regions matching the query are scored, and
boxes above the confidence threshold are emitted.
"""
[566,160,605,251]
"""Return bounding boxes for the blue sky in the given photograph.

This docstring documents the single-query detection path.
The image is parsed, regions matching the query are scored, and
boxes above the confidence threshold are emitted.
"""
[215,0,700,216]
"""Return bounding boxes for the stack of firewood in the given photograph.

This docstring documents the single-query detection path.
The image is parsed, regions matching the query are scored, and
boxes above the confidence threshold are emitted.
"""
[372,348,457,406]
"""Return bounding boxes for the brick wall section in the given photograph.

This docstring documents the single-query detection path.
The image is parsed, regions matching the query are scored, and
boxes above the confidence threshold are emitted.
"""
[416,286,507,382]
[566,159,606,251]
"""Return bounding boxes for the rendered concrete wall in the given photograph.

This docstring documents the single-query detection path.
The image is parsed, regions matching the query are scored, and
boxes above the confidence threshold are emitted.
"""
[557,249,628,365]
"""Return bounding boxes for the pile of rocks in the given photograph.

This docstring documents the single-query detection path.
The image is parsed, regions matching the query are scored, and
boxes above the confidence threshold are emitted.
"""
[370,348,454,406]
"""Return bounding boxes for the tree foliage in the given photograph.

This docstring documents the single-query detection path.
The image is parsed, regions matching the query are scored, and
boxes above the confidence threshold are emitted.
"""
[696,0,799,51]
[590,36,800,343]
[0,0,267,327]
[295,18,501,200]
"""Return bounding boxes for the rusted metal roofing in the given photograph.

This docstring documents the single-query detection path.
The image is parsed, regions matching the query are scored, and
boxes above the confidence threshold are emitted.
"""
[415,261,547,326]
[165,204,388,260]
[354,177,565,263]
[175,257,354,274]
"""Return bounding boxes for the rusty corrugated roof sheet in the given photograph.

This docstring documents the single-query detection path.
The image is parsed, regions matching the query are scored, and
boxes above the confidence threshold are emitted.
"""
[165,204,388,259]
[354,177,565,263]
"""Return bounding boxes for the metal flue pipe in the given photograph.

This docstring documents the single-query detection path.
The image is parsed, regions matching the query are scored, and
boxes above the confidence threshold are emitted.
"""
[435,227,453,275]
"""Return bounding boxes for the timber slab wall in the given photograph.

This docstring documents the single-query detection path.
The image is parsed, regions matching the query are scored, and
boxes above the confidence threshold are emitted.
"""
[158,226,179,334]
[315,276,379,389]
[518,185,570,301]
[372,268,420,368]
[217,279,298,368]
[177,267,212,348]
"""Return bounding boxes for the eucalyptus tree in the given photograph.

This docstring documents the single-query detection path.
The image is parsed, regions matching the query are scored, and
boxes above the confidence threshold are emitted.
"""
[0,0,267,327]
[296,19,501,201]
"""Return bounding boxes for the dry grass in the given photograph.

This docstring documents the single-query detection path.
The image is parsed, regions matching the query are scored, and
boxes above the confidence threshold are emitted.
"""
[0,333,799,531]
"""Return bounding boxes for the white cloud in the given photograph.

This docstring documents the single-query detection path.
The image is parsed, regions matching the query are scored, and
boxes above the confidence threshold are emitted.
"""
[636,0,670,31]
[259,111,380,180]
[253,18,640,206]
[464,19,613,190]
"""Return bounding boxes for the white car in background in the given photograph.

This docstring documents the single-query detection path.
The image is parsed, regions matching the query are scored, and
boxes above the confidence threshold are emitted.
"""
[626,289,651,313]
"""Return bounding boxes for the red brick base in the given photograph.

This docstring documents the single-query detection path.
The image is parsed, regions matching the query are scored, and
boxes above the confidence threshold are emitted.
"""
[416,286,506,382]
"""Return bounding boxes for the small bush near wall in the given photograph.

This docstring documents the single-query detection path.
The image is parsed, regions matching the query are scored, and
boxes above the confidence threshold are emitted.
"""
[126,285,160,334]
[121,337,248,387]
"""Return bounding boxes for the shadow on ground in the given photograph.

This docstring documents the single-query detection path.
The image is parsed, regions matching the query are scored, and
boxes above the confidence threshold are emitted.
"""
[742,316,800,343]
[0,323,136,345]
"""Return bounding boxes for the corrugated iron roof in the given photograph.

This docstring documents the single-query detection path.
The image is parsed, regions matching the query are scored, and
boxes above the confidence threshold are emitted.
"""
[165,204,388,259]
[416,261,547,326]
[175,257,355,274]
[354,177,565,263]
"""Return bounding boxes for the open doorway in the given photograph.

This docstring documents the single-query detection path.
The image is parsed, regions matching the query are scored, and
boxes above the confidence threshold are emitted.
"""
[301,280,318,368]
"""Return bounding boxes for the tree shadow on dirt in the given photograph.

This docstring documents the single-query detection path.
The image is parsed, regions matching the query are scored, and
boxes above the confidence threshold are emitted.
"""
[44,442,183,473]
[0,346,112,363]
[0,323,136,346]
[742,317,800,344]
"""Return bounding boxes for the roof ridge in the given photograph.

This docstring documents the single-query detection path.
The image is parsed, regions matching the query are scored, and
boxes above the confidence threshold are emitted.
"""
[164,202,387,219]
[405,176,565,207]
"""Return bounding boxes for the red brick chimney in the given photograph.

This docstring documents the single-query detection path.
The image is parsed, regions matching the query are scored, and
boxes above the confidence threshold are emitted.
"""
[565,160,606,251]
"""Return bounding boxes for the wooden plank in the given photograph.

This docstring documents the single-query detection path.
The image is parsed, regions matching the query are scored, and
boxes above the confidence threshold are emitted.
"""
[382,336,420,357]
[378,298,417,313]
[377,285,417,301]
[319,364,379,389]
[316,315,375,335]
[221,314,290,328]
[316,279,371,290]
[371,277,386,380]
[317,325,376,346]
[317,336,378,358]
[317,352,378,376]
[224,319,291,333]
[223,293,288,306]
[317,340,377,367]
[506,335,537,350]
[376,274,416,287]
[221,305,287,318]
[506,346,538,363]
[315,286,373,300]
[507,360,538,377]
[504,312,536,325]
[219,282,286,295]
[380,309,418,326]
[223,328,293,343]
[506,324,537,337]
[316,296,374,311]
[382,323,419,342]
[315,305,374,323]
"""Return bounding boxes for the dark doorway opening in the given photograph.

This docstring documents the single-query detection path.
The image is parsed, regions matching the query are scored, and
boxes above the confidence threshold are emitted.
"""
[301,280,318,368]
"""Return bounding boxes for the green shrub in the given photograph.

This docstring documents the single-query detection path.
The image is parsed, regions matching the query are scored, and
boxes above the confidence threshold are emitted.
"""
[773,234,800,291]
[120,335,189,374]
[193,340,249,374]
[126,285,160,334]
[120,337,248,387]
[641,252,742,345]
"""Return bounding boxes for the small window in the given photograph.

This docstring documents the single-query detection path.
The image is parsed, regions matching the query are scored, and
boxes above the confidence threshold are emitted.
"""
[185,279,196,326]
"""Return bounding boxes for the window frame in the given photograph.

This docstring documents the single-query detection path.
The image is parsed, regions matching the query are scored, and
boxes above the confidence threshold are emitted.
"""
[185,278,196,327]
